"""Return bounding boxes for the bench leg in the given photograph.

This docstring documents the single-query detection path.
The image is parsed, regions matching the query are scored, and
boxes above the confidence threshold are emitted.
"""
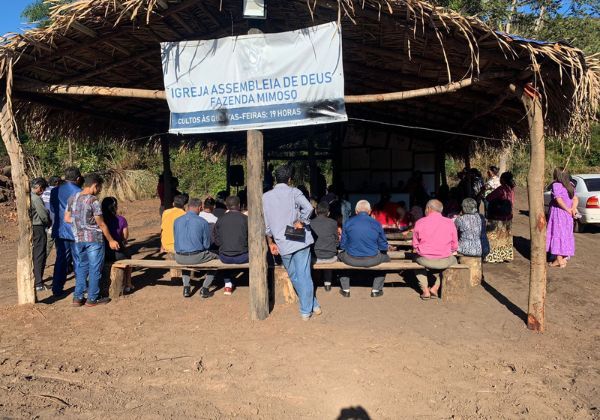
[441,267,471,302]
[458,256,483,287]
[109,265,130,299]
[169,268,182,282]
[274,266,298,304]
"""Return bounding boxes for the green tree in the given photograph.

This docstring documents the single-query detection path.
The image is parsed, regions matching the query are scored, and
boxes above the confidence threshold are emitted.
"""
[21,0,74,28]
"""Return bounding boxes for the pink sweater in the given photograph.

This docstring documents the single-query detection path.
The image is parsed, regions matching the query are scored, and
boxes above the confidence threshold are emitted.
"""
[412,212,458,259]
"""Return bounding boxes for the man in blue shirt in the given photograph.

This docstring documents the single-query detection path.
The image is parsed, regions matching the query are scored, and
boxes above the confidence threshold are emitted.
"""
[339,200,390,297]
[50,167,82,296]
[263,165,321,320]
[173,198,217,298]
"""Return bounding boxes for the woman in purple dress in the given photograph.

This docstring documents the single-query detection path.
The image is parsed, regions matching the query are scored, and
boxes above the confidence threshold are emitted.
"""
[546,168,579,268]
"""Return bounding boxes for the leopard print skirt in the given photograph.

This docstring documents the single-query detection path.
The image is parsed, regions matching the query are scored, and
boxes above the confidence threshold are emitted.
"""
[485,220,514,263]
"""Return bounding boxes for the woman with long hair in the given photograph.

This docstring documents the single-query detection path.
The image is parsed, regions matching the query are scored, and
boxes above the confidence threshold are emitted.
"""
[546,168,578,268]
[101,197,133,291]
[485,171,516,263]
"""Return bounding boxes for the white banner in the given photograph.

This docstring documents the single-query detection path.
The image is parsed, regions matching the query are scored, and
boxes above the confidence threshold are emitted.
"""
[161,22,347,134]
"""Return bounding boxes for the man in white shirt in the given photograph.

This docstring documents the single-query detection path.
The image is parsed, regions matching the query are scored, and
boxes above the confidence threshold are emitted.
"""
[199,197,219,224]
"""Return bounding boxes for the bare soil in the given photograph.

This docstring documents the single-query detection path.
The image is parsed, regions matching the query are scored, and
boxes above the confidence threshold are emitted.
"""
[0,190,598,419]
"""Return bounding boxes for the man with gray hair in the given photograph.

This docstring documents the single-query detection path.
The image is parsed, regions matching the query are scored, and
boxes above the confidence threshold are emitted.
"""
[174,197,217,298]
[338,199,390,297]
[412,199,458,299]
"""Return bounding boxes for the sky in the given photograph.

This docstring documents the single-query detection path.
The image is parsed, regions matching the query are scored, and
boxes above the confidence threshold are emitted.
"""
[0,0,34,36]
[0,0,587,38]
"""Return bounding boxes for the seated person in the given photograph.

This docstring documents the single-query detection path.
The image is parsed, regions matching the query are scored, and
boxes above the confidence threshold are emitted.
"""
[199,197,218,224]
[371,193,400,228]
[173,198,217,298]
[213,191,228,218]
[412,199,458,300]
[310,201,339,291]
[338,200,390,298]
[454,198,488,258]
[212,196,248,295]
[160,194,187,255]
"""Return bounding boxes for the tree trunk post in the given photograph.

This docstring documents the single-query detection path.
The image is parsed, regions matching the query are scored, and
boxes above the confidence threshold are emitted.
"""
[521,90,547,332]
[225,141,232,195]
[160,136,173,210]
[0,66,36,304]
[247,130,269,320]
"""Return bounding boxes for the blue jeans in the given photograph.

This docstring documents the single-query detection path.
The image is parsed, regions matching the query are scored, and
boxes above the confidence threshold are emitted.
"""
[52,238,80,295]
[74,242,105,301]
[280,246,320,316]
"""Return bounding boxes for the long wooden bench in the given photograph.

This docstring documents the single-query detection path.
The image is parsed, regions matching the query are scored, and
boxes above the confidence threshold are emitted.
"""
[109,254,470,303]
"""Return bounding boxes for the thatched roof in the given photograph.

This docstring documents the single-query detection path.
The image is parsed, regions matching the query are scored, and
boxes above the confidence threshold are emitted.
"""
[0,0,598,148]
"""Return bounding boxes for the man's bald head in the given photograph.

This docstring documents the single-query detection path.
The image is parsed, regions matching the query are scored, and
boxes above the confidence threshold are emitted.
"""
[425,199,443,215]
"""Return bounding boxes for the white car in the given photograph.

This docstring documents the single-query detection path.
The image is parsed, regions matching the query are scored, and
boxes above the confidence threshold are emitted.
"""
[544,174,600,232]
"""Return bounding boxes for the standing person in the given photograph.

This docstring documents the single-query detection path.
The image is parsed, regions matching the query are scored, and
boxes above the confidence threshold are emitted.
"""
[65,174,120,307]
[42,176,61,258]
[263,165,321,320]
[482,166,501,216]
[412,199,458,300]
[338,200,390,297]
[310,201,339,291]
[546,168,578,268]
[485,171,516,263]
[173,198,217,298]
[31,178,51,291]
[50,167,82,297]
[212,196,248,295]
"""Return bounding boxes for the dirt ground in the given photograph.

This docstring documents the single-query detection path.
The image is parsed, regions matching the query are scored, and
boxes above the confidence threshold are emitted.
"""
[0,189,598,419]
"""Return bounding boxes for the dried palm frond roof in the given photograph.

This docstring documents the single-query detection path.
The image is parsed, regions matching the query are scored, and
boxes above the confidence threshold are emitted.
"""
[0,0,598,147]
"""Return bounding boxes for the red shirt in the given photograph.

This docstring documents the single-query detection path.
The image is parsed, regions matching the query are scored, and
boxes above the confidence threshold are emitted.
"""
[372,202,400,227]
[412,211,458,259]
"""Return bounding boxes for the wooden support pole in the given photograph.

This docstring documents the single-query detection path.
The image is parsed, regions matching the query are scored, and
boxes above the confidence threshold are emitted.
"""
[0,66,35,304]
[521,91,547,332]
[308,138,317,197]
[247,130,269,320]
[225,141,232,195]
[160,136,173,211]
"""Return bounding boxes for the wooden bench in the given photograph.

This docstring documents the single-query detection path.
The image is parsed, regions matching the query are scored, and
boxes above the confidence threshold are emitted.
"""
[110,254,470,303]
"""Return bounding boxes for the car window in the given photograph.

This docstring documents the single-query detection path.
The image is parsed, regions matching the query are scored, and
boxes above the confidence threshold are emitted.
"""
[584,178,600,192]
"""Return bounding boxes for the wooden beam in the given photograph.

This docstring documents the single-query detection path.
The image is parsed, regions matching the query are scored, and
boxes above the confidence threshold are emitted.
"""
[520,86,547,332]
[70,21,99,38]
[16,72,512,106]
[344,72,512,104]
[17,83,167,100]
[0,69,35,305]
[247,130,269,320]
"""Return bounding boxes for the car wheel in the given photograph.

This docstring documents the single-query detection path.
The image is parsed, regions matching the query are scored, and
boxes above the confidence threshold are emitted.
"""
[574,220,586,233]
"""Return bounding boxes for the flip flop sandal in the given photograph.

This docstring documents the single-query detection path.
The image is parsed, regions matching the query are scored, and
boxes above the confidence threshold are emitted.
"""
[420,295,431,300]
[429,293,439,299]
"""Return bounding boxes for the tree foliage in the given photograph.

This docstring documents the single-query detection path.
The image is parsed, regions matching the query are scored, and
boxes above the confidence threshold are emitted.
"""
[432,0,599,54]
[21,0,74,28]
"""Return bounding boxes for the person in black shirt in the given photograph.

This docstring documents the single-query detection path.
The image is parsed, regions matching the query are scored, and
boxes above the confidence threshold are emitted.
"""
[310,201,339,291]
[212,196,248,295]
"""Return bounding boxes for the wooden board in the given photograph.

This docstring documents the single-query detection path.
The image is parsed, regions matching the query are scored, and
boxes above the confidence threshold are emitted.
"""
[114,255,468,273]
